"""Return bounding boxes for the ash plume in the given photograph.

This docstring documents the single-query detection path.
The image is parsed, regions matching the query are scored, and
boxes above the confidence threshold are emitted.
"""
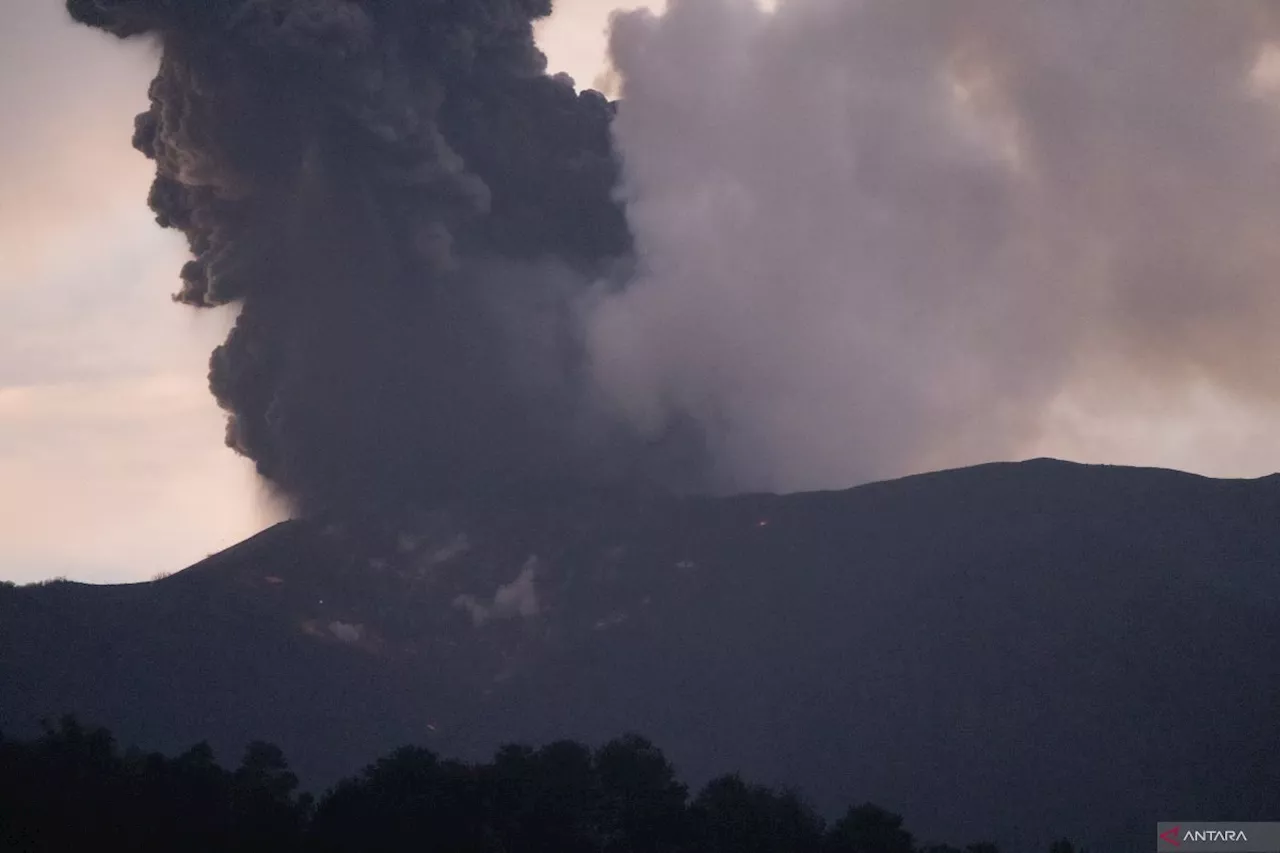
[590,0,1280,491]
[68,0,705,514]
[73,0,1280,508]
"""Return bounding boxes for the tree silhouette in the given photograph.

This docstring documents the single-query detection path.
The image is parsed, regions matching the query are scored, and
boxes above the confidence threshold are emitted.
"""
[311,745,487,852]
[476,741,600,853]
[692,774,824,853]
[594,734,690,852]
[0,717,1085,853]
[231,741,310,851]
[1049,840,1088,853]
[824,802,914,853]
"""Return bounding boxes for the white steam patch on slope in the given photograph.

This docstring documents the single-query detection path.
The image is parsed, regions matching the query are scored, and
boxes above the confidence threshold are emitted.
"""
[453,557,541,627]
[328,621,364,643]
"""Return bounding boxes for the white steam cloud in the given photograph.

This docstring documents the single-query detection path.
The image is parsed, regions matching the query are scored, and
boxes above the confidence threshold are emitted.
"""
[453,557,541,627]
[586,0,1280,491]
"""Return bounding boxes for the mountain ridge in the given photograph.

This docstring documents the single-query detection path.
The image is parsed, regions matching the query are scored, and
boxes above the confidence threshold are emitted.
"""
[3,458,1278,851]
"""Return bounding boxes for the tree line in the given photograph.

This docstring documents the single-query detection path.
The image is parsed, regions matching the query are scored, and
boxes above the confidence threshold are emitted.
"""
[0,717,1085,852]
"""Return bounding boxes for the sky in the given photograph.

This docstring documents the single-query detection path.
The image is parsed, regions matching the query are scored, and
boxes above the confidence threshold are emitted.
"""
[4,0,1280,584]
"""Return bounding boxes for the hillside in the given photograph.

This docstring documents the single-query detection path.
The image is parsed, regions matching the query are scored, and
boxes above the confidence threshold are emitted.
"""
[2,459,1278,851]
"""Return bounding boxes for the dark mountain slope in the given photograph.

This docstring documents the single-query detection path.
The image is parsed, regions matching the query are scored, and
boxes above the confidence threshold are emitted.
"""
[2,459,1278,851]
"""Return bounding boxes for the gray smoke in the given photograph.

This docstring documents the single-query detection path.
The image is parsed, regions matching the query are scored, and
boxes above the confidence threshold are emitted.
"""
[588,0,1280,491]
[68,0,709,517]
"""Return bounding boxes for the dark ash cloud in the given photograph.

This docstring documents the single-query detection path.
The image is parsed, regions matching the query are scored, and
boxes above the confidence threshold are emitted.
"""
[68,0,707,516]
[72,0,1280,507]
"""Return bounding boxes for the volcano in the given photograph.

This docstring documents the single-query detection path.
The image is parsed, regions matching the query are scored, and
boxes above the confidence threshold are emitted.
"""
[2,458,1278,851]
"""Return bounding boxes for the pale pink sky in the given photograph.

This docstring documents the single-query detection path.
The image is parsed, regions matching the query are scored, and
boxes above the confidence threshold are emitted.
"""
[3,0,1278,584]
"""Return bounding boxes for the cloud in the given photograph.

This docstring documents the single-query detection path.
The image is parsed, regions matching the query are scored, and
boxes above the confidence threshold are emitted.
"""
[328,621,364,643]
[453,557,541,627]
[1028,380,1280,480]
[70,0,686,515]
[587,0,1280,491]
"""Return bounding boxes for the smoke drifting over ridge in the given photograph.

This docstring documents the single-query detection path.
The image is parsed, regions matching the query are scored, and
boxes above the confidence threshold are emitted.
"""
[69,0,705,515]
[591,0,1280,491]
[70,0,1280,510]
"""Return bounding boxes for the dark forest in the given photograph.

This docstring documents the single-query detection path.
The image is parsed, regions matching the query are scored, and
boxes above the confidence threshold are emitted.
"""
[0,717,1087,853]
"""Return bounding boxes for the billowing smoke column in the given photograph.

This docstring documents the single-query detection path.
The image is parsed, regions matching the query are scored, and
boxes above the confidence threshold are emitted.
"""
[69,0,703,515]
[78,0,1280,507]
[590,0,1280,491]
